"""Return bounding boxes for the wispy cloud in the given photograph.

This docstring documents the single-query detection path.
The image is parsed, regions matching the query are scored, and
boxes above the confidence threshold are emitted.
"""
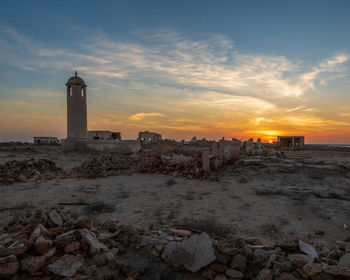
[128,112,167,121]
[1,26,348,102]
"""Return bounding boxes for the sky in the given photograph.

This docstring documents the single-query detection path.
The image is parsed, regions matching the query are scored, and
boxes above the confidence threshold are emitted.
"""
[0,0,349,143]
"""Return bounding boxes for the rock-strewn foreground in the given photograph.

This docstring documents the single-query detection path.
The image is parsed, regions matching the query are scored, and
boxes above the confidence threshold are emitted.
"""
[0,207,350,280]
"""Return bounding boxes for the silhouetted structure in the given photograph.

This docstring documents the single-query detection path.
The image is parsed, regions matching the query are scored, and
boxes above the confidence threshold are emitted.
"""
[66,71,87,139]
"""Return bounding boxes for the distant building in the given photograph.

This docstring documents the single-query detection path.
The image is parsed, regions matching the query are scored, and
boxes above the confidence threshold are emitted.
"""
[33,137,60,145]
[138,131,162,145]
[277,136,304,148]
[88,131,121,140]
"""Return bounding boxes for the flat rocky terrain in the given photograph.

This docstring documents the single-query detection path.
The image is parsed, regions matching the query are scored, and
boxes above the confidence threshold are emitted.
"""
[0,143,350,279]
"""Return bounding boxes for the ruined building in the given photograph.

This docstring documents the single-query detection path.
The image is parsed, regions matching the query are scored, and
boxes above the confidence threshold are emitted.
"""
[278,136,305,148]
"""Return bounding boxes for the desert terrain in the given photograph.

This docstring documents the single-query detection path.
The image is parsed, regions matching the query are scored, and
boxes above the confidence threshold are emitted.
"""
[1,143,350,279]
[1,144,349,243]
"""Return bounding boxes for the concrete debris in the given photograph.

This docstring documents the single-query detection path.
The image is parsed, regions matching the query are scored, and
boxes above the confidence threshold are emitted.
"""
[0,207,349,279]
[162,232,216,272]
[48,209,63,226]
[338,253,350,268]
[78,228,108,254]
[0,255,19,279]
[299,240,319,261]
[47,254,84,277]
[0,159,64,185]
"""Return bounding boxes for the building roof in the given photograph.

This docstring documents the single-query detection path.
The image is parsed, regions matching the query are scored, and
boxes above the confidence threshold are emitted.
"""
[66,71,86,86]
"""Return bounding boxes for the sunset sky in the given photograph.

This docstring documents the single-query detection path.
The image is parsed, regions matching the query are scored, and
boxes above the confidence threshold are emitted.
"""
[0,0,349,143]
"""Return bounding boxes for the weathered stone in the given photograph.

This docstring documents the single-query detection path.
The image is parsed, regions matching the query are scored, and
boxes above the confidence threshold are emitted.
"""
[74,216,93,229]
[201,267,216,279]
[20,255,46,274]
[215,251,231,264]
[225,268,244,278]
[230,253,246,272]
[47,226,66,237]
[257,268,273,280]
[274,261,294,274]
[54,230,76,248]
[78,228,108,254]
[30,224,47,241]
[64,241,80,253]
[298,240,319,260]
[323,265,350,277]
[303,263,323,277]
[287,254,312,268]
[48,210,63,226]
[338,253,350,269]
[0,240,30,257]
[210,261,226,272]
[33,237,52,254]
[278,272,297,280]
[47,254,83,277]
[161,232,216,272]
[0,255,19,279]
[310,272,335,280]
[214,274,227,280]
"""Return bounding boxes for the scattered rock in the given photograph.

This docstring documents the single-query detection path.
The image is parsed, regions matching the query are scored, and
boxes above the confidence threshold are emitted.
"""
[225,268,244,278]
[162,232,216,272]
[78,228,108,254]
[0,255,19,279]
[47,254,83,277]
[303,263,323,277]
[48,210,63,226]
[338,253,350,269]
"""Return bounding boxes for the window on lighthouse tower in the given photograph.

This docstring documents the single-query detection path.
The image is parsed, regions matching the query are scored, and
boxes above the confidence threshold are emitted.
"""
[81,87,84,97]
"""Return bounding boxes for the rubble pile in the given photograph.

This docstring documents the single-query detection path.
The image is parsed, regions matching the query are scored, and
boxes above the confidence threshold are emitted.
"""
[0,159,64,185]
[73,151,207,179]
[0,208,350,279]
[137,151,206,179]
[73,153,137,178]
[0,208,142,279]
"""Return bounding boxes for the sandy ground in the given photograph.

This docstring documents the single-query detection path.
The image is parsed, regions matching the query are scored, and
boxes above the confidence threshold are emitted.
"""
[1,145,350,244]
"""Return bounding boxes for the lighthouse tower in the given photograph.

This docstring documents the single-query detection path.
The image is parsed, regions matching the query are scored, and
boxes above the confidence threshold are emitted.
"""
[65,71,87,138]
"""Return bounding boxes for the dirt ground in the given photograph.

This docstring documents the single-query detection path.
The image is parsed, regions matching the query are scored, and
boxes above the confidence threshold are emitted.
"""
[1,144,350,245]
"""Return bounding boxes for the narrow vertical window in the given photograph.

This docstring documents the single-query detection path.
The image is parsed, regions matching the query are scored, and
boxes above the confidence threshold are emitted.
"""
[81,87,84,97]
[69,87,72,96]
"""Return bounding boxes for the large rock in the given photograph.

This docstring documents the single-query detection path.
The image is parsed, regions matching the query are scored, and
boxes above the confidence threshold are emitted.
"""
[78,228,108,254]
[47,254,83,277]
[54,230,76,248]
[48,210,63,226]
[323,265,350,277]
[303,263,323,277]
[338,253,350,269]
[230,253,246,272]
[20,255,46,274]
[298,240,318,261]
[257,268,273,280]
[161,232,216,272]
[225,268,244,278]
[0,255,19,279]
[33,237,52,254]
[0,240,30,257]
[287,253,312,268]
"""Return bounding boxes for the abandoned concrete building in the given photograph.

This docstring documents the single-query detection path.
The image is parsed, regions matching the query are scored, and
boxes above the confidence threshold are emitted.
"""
[278,136,305,148]
[138,131,163,145]
[33,137,59,145]
[88,131,121,140]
